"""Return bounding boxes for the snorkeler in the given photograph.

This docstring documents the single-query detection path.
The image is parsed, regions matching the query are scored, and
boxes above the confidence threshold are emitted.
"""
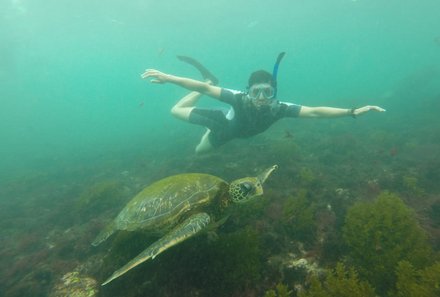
[141,54,386,154]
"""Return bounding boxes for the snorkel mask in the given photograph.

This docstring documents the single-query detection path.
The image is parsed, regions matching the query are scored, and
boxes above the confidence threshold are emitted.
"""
[248,83,275,100]
[246,83,275,108]
[246,52,286,108]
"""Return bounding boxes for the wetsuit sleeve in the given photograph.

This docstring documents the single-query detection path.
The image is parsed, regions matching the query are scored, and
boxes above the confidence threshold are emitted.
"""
[219,88,244,105]
[281,102,302,117]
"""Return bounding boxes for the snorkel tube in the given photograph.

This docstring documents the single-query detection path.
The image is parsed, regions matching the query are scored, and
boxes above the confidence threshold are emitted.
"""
[272,52,286,98]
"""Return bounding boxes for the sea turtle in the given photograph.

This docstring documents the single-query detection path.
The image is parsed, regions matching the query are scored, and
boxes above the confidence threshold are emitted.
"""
[92,165,278,285]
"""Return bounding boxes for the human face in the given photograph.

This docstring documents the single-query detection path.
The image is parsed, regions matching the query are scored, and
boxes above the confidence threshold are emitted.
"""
[248,83,275,100]
[247,83,275,107]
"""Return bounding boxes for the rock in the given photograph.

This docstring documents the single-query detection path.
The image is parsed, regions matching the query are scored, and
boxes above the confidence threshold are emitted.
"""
[49,271,98,297]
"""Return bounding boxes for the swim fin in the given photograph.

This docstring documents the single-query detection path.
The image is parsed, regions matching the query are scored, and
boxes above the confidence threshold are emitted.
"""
[177,55,219,86]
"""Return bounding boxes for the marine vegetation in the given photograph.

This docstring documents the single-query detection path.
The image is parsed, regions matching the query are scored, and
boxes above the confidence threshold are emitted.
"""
[49,271,98,297]
[391,260,440,297]
[75,180,124,218]
[342,191,433,294]
[264,282,292,297]
[402,175,425,197]
[100,227,263,297]
[185,227,263,296]
[281,189,317,245]
[428,200,440,227]
[298,262,376,297]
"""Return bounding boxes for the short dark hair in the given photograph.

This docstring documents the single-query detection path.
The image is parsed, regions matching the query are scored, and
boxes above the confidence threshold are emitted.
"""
[248,70,274,88]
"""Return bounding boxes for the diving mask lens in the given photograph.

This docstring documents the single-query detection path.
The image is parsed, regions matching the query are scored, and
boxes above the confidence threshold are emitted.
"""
[248,84,275,100]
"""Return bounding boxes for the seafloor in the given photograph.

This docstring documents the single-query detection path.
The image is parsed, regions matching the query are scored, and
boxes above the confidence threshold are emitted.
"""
[1,92,440,297]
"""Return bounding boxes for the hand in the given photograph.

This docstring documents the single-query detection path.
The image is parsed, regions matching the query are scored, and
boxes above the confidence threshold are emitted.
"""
[353,105,386,116]
[140,69,169,84]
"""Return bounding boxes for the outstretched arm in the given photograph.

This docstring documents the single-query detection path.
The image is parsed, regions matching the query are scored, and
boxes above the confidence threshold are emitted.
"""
[141,69,222,99]
[298,105,386,118]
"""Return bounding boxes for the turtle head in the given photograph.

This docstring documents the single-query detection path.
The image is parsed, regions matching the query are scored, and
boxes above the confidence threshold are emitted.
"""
[229,165,278,203]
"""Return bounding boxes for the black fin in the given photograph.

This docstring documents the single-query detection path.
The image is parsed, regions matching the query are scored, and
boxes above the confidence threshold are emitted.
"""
[177,55,219,86]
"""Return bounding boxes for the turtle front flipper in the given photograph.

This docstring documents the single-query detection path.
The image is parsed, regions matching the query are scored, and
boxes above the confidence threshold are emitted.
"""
[101,212,211,286]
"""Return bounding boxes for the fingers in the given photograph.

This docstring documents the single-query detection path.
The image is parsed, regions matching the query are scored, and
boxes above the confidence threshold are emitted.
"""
[367,105,386,112]
[356,105,386,116]
[140,69,157,79]
[140,69,167,84]
[374,106,386,112]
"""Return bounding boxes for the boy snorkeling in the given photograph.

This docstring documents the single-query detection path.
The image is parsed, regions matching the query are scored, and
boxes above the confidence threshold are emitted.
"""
[141,53,385,154]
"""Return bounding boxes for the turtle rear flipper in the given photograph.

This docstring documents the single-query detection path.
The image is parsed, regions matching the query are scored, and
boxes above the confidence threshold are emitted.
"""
[101,212,211,286]
[92,221,116,246]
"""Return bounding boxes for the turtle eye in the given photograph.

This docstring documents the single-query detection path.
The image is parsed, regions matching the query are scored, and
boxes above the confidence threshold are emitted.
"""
[240,182,254,196]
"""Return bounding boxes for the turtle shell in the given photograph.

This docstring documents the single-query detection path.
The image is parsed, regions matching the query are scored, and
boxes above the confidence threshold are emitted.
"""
[114,173,229,233]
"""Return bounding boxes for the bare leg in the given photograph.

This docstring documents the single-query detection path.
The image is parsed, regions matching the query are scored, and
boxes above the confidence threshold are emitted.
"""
[171,80,215,153]
[171,92,202,121]
[171,79,214,121]
[171,91,203,121]
[195,129,214,154]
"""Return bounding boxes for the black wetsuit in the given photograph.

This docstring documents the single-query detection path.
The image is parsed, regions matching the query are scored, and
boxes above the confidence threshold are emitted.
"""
[188,88,302,147]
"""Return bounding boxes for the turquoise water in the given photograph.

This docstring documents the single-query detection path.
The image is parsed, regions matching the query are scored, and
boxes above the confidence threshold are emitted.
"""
[1,1,440,296]
[2,0,439,177]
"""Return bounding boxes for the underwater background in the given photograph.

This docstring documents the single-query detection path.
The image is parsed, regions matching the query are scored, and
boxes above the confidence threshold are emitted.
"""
[1,0,440,296]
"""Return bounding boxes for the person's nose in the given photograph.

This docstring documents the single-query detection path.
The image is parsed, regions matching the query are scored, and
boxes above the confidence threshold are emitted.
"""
[257,91,265,100]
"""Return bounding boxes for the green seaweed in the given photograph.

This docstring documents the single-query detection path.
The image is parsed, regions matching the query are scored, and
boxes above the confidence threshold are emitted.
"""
[402,175,425,197]
[75,180,123,215]
[391,260,440,297]
[264,283,292,297]
[428,201,440,227]
[102,227,264,297]
[298,263,376,297]
[342,191,433,294]
[282,189,317,245]
[187,227,263,296]
[297,167,316,187]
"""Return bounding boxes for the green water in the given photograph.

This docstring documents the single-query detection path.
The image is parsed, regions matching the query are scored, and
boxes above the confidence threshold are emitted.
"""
[1,0,439,178]
[1,1,440,296]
